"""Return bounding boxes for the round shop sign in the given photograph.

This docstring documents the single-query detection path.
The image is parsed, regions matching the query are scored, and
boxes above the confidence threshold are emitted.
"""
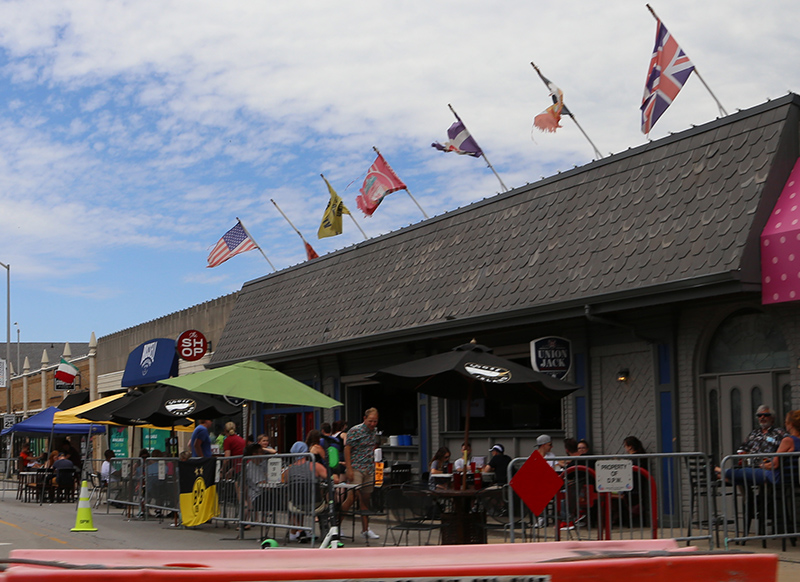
[177,329,208,362]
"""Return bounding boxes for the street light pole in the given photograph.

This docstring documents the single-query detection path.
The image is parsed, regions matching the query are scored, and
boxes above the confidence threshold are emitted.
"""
[14,322,19,376]
[0,261,9,413]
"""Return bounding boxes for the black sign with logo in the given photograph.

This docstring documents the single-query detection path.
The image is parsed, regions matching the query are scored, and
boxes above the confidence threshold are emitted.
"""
[530,336,572,380]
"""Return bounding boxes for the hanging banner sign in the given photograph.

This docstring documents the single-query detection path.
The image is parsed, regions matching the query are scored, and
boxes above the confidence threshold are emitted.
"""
[530,336,572,380]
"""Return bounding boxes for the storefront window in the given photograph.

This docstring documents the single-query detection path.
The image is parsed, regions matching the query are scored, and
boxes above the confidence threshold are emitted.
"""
[730,387,742,450]
[705,311,789,373]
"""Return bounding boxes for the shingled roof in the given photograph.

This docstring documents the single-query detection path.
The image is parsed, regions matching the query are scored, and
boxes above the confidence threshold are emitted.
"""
[212,94,800,365]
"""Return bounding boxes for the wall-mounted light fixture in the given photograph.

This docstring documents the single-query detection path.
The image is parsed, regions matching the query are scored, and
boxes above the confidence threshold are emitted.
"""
[617,368,630,383]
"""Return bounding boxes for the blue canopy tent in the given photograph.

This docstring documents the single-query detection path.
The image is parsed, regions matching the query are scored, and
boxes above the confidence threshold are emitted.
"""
[2,407,104,505]
[1,407,106,436]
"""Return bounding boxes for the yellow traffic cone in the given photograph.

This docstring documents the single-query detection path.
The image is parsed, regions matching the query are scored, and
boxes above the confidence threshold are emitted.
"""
[71,480,98,532]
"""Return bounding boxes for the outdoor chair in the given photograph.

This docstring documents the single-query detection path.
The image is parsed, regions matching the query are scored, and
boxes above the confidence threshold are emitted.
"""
[685,455,732,546]
[383,484,440,546]
[89,472,106,508]
[340,481,385,544]
[53,467,77,502]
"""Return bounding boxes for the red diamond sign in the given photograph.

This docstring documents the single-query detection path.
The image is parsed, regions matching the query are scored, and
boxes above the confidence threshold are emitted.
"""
[509,450,564,516]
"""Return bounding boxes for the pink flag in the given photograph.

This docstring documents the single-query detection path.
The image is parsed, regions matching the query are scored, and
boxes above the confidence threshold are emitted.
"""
[356,153,407,217]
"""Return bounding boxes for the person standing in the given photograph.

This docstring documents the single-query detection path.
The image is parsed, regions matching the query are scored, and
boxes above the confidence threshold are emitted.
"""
[342,407,380,540]
[223,422,246,459]
[223,421,246,481]
[191,419,214,458]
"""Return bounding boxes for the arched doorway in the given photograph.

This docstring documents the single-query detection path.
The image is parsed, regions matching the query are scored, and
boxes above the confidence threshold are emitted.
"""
[701,310,790,464]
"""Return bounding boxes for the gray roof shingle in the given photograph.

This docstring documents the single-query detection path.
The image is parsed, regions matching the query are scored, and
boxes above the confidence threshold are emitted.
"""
[212,95,800,365]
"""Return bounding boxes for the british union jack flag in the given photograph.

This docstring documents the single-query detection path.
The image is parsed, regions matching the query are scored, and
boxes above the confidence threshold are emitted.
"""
[640,19,695,134]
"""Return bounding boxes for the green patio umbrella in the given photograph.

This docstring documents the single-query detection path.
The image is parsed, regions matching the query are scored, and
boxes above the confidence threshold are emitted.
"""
[158,360,342,408]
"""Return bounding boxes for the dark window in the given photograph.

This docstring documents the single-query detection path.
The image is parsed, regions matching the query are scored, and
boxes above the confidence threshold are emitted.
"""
[731,387,742,450]
[705,311,789,373]
[445,357,562,431]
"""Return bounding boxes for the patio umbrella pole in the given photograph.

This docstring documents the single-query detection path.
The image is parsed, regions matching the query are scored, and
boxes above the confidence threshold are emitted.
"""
[461,383,472,491]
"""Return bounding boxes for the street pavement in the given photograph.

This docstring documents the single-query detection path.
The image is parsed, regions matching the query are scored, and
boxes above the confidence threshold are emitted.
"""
[0,492,798,582]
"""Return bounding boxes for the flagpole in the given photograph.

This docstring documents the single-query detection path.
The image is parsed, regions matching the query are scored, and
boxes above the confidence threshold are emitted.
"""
[372,147,429,220]
[236,217,276,272]
[270,199,314,247]
[320,173,368,240]
[530,62,604,160]
[448,104,508,193]
[645,4,728,117]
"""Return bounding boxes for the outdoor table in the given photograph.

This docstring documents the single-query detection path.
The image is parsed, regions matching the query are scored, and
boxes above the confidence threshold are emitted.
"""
[428,486,487,544]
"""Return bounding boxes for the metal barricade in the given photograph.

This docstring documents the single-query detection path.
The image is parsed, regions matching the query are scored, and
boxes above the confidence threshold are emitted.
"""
[141,457,180,519]
[0,456,20,498]
[507,452,715,548]
[237,452,324,544]
[720,451,800,549]
[103,457,145,515]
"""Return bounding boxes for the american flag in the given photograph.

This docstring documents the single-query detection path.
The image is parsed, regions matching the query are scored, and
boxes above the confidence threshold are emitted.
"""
[207,221,257,268]
[640,19,694,134]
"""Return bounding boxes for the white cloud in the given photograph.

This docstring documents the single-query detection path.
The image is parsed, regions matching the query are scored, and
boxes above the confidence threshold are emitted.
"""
[0,0,796,339]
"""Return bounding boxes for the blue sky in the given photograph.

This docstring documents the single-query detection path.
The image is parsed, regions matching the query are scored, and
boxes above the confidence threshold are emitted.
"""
[0,1,799,348]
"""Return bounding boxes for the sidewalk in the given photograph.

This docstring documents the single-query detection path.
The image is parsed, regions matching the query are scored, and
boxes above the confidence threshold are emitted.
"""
[1,488,798,582]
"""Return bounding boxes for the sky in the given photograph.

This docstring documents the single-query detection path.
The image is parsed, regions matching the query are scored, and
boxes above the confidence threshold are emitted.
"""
[0,1,799,349]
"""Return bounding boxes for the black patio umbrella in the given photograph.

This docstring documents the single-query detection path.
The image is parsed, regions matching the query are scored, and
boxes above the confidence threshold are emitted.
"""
[77,390,154,423]
[372,341,579,486]
[78,385,239,427]
[108,385,241,427]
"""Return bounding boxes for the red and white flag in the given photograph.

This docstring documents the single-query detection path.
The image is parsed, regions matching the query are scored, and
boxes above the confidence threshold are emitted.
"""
[207,221,257,268]
[55,358,79,384]
[304,241,319,260]
[533,78,567,133]
[356,153,407,217]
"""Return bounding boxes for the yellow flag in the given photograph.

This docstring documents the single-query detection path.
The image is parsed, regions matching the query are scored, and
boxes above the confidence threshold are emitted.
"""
[318,176,351,238]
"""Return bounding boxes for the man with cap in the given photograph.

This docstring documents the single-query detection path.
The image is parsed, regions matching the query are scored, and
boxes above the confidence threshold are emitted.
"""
[483,443,512,486]
[537,434,556,468]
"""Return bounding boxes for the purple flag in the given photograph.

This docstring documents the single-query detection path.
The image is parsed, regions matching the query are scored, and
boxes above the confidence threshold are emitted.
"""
[431,120,484,157]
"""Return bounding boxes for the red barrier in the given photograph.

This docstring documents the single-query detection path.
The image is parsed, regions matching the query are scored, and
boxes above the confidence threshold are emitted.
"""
[4,540,776,582]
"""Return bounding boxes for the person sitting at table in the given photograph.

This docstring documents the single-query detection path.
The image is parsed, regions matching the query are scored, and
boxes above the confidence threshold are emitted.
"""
[284,441,329,542]
[483,443,512,486]
[243,442,270,528]
[43,450,59,469]
[19,443,41,469]
[428,447,451,489]
[257,433,277,455]
[453,442,473,472]
[776,410,800,483]
[555,438,579,471]
[101,449,120,485]
[577,439,592,455]
[722,410,800,486]
[50,452,76,501]
[536,435,556,468]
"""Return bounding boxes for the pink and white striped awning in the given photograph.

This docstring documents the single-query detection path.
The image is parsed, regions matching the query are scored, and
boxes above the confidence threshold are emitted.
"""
[762,158,800,304]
